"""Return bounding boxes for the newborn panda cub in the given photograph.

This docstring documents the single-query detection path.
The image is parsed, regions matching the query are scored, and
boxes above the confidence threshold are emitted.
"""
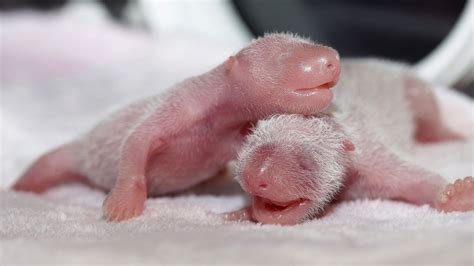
[228,59,473,225]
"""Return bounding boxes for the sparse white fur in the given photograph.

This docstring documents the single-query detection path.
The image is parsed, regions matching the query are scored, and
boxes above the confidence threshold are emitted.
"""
[76,76,223,189]
[332,58,415,154]
[331,59,424,200]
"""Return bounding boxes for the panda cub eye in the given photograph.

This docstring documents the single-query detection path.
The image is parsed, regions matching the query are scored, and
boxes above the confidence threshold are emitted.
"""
[296,156,316,172]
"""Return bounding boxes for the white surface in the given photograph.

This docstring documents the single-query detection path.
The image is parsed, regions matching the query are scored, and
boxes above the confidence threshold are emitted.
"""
[1,8,473,266]
[139,0,251,47]
[415,0,474,86]
[1,186,473,265]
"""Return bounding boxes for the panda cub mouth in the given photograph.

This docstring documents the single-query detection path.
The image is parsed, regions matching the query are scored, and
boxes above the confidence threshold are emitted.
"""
[255,196,309,214]
[293,82,332,96]
[260,197,305,211]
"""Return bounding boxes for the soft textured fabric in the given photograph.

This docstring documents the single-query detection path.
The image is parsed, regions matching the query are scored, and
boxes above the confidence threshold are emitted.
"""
[1,7,473,266]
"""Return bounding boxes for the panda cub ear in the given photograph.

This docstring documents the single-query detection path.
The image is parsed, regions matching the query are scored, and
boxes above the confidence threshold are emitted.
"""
[342,139,355,152]
[225,56,237,72]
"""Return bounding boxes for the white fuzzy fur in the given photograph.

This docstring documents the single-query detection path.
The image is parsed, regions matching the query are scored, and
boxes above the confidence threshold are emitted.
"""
[77,94,167,189]
[237,114,352,215]
[332,59,415,154]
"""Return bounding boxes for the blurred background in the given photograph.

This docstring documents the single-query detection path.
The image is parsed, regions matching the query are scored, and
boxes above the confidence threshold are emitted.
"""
[1,0,472,92]
[1,0,473,89]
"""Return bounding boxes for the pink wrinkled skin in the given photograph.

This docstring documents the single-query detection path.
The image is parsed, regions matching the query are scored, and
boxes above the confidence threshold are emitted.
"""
[13,33,341,222]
